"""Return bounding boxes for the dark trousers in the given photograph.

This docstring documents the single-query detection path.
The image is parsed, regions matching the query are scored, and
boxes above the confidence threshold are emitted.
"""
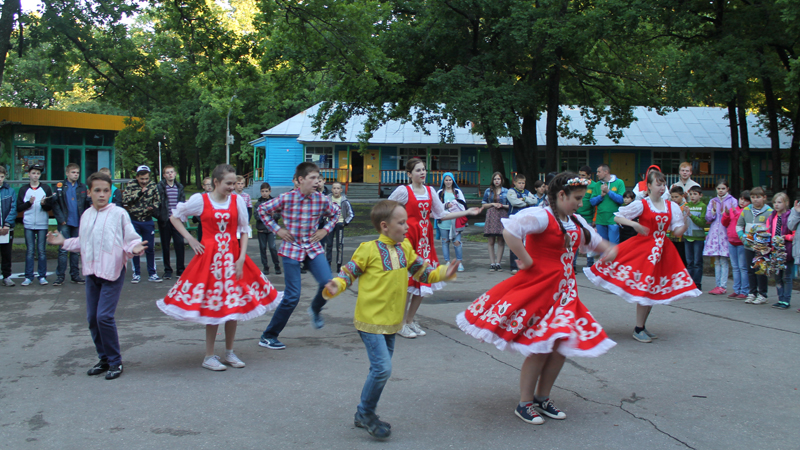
[257,231,281,272]
[131,220,156,276]
[745,248,768,296]
[325,223,345,272]
[685,240,705,289]
[56,225,80,281]
[158,219,185,276]
[86,268,126,366]
[671,239,687,267]
[0,232,12,278]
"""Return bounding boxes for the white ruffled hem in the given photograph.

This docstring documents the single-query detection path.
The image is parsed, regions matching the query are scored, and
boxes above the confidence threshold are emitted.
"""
[407,281,446,297]
[455,312,616,358]
[582,268,701,306]
[156,291,283,325]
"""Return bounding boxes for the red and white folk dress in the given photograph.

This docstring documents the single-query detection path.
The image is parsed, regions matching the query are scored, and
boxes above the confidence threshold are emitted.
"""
[457,207,616,357]
[157,193,281,324]
[389,185,446,297]
[584,198,701,305]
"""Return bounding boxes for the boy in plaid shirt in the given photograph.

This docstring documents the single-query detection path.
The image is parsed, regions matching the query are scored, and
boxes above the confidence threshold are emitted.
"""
[257,162,340,350]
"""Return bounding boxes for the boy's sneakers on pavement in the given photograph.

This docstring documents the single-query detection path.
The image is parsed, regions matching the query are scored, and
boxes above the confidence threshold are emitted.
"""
[275,266,282,275]
[534,398,567,419]
[397,324,417,339]
[71,277,85,284]
[409,322,426,336]
[737,294,748,299]
[202,355,227,371]
[727,292,740,299]
[632,329,652,343]
[258,337,286,350]
[744,294,755,304]
[163,272,172,280]
[772,302,790,310]
[223,351,245,368]
[105,364,123,380]
[39,277,48,285]
[458,264,465,272]
[752,294,768,305]
[21,278,32,286]
[87,360,109,376]
[148,275,163,283]
[53,278,64,286]
[354,411,391,439]
[709,287,726,295]
[515,402,544,424]
[131,274,141,284]
[308,306,324,329]
[3,278,15,287]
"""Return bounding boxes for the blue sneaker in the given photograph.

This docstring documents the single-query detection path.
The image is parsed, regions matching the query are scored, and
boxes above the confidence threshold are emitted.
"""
[514,402,544,424]
[772,302,790,309]
[354,411,391,439]
[258,336,285,350]
[632,329,652,343]
[534,398,566,419]
[308,306,324,329]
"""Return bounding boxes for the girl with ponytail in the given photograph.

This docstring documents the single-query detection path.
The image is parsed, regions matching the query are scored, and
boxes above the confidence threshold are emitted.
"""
[458,172,618,425]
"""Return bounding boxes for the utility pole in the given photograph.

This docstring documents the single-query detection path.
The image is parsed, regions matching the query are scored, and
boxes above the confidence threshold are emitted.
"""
[226,94,237,165]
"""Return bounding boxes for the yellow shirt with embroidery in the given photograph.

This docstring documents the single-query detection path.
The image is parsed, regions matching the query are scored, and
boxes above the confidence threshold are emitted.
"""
[324,234,454,334]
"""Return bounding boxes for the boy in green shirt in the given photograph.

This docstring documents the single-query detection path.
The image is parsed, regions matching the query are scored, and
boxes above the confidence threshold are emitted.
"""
[589,164,625,244]
[684,185,708,289]
[576,166,596,268]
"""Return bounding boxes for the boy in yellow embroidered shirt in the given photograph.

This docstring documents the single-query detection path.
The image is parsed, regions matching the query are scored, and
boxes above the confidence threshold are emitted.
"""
[323,200,459,439]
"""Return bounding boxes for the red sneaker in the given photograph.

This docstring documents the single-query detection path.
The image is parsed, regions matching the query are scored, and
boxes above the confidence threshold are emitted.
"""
[737,294,748,299]
[708,287,722,295]
[727,292,739,299]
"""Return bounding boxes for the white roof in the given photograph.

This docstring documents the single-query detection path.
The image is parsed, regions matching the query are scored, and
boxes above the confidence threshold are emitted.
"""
[260,103,791,148]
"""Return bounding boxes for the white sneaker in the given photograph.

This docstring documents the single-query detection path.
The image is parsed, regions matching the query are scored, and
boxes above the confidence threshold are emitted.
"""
[744,294,755,304]
[2,278,15,287]
[398,324,417,339]
[131,274,141,284]
[38,277,48,285]
[21,278,33,286]
[223,351,246,368]
[409,322,426,336]
[457,264,465,272]
[202,355,227,371]
[752,295,768,305]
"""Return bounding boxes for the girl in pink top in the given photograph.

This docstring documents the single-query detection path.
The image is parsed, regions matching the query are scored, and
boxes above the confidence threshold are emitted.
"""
[721,191,751,299]
[48,172,147,380]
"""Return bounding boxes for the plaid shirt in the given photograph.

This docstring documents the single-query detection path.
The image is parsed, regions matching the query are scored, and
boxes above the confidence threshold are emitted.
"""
[257,189,340,261]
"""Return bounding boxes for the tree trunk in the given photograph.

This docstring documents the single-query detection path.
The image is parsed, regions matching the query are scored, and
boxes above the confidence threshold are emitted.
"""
[737,92,754,191]
[0,0,20,87]
[195,146,203,189]
[787,93,800,201]
[727,99,740,197]
[485,130,507,187]
[511,112,539,185]
[545,60,560,174]
[762,76,782,193]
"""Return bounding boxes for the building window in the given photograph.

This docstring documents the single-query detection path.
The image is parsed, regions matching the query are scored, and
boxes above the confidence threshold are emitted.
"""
[430,148,459,171]
[653,151,682,174]
[305,146,333,168]
[688,152,712,175]
[398,147,427,170]
[560,149,588,172]
[14,146,47,180]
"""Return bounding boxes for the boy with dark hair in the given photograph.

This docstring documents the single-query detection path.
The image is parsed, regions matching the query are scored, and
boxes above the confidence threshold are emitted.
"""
[684,185,708,289]
[122,165,162,284]
[618,191,638,242]
[17,164,52,286]
[156,165,186,280]
[507,173,537,273]
[255,182,281,275]
[256,162,340,350]
[736,187,772,304]
[531,180,548,207]
[51,162,88,286]
[98,168,122,207]
[669,185,688,266]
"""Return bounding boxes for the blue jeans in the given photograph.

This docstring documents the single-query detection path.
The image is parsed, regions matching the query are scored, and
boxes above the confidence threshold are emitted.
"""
[56,224,81,281]
[25,228,48,279]
[357,331,395,416]
[131,220,156,276]
[86,267,126,366]
[714,256,730,289]
[262,254,332,339]
[440,229,463,262]
[685,240,705,289]
[595,224,620,245]
[775,263,794,305]
[728,244,750,295]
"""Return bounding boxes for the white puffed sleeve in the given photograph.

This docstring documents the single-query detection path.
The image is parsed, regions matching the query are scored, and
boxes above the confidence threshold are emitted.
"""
[668,200,686,232]
[235,195,251,234]
[614,199,644,220]
[574,214,603,254]
[500,207,550,239]
[388,186,409,205]
[172,193,205,222]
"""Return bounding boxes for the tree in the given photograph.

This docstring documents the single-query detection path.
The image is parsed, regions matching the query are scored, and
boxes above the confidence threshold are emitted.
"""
[0,0,20,87]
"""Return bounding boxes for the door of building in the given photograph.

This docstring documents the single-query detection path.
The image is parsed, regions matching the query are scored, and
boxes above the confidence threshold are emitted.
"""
[608,153,636,187]
[338,150,350,182]
[351,151,364,182]
[363,149,380,184]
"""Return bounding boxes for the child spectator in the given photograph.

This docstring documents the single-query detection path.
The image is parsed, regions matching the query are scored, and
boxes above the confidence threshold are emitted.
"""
[704,179,738,295]
[156,165,186,280]
[255,182,282,275]
[47,172,147,380]
[722,191,751,299]
[327,181,354,273]
[531,180,548,207]
[481,172,509,272]
[736,187,772,304]
[51,162,89,286]
[618,191,637,242]
[323,200,460,439]
[192,177,214,243]
[98,168,122,207]
[234,175,252,220]
[0,166,17,286]
[507,173,536,273]
[684,185,708,289]
[767,193,794,309]
[787,198,800,312]
[576,166,596,268]
[669,186,688,266]
[17,164,52,286]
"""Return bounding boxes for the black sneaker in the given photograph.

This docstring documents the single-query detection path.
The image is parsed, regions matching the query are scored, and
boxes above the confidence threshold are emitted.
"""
[772,302,790,309]
[263,268,270,276]
[163,272,172,280]
[105,364,123,380]
[258,336,286,350]
[275,266,282,275]
[300,268,308,274]
[53,278,65,286]
[515,402,544,424]
[71,277,86,285]
[354,412,391,439]
[534,398,566,419]
[87,360,109,376]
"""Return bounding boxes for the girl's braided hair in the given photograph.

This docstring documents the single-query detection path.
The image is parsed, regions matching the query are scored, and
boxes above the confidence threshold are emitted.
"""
[546,172,592,249]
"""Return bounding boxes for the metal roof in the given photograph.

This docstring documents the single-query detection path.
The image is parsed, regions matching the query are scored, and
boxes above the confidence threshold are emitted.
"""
[260,103,791,149]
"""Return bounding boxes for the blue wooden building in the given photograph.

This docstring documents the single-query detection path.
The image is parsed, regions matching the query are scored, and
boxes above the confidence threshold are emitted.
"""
[250,103,792,197]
